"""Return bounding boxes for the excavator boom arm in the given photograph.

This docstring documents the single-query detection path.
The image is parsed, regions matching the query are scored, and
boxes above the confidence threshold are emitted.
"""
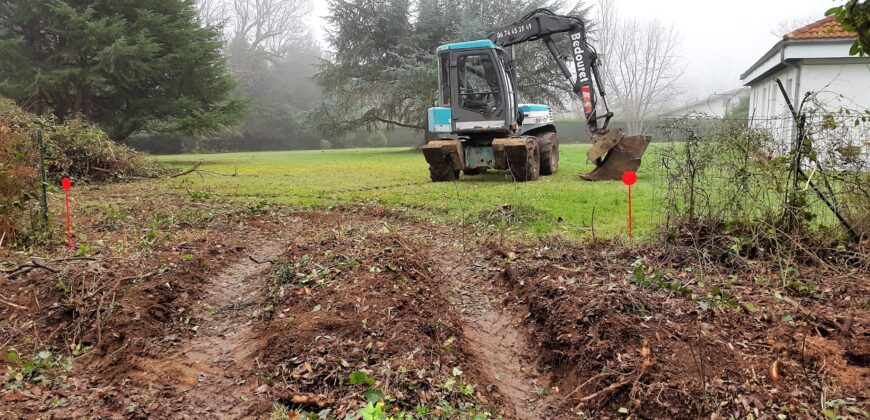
[485,9,652,182]
[486,9,612,132]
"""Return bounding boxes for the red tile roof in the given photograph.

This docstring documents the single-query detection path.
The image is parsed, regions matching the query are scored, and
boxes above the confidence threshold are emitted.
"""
[784,16,857,40]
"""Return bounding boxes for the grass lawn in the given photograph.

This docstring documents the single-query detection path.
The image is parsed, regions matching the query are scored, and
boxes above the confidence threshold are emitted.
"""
[157,144,669,240]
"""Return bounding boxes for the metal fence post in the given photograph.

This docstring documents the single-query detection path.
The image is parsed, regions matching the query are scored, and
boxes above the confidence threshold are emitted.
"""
[774,78,860,243]
[37,129,49,226]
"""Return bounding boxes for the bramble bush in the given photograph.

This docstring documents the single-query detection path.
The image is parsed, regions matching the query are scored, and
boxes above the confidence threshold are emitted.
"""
[658,102,868,265]
[0,98,164,246]
[0,99,40,245]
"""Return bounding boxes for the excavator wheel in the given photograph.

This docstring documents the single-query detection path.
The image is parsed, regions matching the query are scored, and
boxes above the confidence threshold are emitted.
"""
[422,140,463,182]
[536,132,559,175]
[464,167,488,176]
[429,157,460,182]
[506,139,540,182]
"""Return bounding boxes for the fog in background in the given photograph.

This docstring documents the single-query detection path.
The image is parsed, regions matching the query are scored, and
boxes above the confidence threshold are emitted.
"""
[311,0,833,106]
[130,0,839,153]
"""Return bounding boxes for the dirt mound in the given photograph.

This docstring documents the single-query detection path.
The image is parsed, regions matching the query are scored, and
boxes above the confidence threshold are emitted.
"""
[254,218,493,418]
[490,239,869,418]
[1,190,867,418]
[0,186,290,417]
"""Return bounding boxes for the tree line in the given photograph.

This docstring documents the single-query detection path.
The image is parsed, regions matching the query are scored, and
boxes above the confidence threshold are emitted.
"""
[1,0,863,153]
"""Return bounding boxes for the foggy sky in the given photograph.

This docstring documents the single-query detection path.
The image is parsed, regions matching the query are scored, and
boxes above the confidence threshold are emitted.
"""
[309,0,837,105]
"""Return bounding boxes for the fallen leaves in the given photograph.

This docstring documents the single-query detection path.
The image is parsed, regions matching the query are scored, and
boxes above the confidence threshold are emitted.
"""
[770,359,781,382]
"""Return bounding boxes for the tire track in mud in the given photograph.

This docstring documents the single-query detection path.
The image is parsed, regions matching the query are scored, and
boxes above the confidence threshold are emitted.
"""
[128,242,284,417]
[433,241,555,418]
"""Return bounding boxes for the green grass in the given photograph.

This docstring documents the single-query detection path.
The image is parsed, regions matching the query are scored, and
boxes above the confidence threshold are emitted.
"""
[157,145,668,240]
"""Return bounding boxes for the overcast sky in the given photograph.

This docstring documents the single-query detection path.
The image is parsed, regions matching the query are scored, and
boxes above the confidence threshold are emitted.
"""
[309,0,835,104]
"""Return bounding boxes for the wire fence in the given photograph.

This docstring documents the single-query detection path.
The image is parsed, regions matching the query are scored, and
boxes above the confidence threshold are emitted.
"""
[653,109,868,243]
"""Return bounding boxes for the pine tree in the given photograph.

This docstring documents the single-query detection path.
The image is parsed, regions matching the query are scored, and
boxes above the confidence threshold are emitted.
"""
[0,0,244,141]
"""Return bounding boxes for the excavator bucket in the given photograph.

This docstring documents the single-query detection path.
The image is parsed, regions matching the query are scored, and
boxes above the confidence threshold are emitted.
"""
[580,129,652,181]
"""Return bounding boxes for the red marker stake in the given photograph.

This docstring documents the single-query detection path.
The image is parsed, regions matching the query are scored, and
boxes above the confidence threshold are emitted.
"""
[62,178,72,249]
[622,171,637,243]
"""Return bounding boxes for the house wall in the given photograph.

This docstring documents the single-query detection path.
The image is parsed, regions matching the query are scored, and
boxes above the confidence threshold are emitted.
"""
[800,62,870,110]
[748,66,799,121]
[783,41,854,61]
[662,96,735,117]
[662,88,750,118]
[748,61,870,120]
[741,39,855,85]
[748,61,870,160]
[743,37,869,164]
[800,62,870,165]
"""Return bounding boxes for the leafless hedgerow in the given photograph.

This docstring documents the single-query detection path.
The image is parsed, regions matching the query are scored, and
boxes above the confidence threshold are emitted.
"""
[657,95,869,269]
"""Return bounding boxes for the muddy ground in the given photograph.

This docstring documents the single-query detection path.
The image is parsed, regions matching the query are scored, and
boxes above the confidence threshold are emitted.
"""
[1,184,868,419]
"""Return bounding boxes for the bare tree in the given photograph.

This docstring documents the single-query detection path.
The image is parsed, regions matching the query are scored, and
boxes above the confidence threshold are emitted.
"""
[196,0,228,28]
[229,0,311,59]
[595,0,616,69]
[196,0,313,90]
[770,15,818,38]
[596,0,684,134]
[195,0,312,59]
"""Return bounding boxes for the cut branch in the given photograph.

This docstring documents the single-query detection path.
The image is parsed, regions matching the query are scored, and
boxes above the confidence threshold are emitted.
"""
[372,116,425,130]
[169,161,203,178]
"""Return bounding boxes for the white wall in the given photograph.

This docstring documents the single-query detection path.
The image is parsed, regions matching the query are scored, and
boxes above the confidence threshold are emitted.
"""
[783,42,854,61]
[749,62,870,119]
[800,63,870,111]
[748,66,799,120]
[748,61,870,161]
[663,95,740,117]
[748,69,797,156]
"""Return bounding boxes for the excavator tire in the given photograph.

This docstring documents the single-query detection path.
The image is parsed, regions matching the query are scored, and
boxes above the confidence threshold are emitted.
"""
[464,167,488,176]
[428,157,460,182]
[536,132,559,175]
[506,138,540,182]
[422,140,463,182]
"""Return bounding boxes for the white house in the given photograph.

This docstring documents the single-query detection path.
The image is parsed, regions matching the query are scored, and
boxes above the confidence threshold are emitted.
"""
[740,16,869,161]
[662,87,750,117]
[740,16,870,121]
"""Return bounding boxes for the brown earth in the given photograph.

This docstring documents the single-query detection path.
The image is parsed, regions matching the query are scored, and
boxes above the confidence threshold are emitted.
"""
[1,185,867,419]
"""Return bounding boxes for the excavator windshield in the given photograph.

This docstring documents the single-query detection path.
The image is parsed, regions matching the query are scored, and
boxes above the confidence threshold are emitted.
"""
[457,54,502,115]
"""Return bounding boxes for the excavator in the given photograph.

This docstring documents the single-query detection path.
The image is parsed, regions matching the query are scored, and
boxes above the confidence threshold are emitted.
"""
[422,8,651,182]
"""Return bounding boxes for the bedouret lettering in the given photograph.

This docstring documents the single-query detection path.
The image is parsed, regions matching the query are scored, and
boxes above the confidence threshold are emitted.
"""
[572,39,589,83]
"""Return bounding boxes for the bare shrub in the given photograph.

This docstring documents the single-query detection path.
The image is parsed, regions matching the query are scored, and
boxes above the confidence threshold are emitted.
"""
[659,116,785,230]
[659,108,868,267]
[802,109,870,238]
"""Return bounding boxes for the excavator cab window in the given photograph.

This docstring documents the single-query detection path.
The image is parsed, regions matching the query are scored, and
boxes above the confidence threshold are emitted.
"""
[438,53,450,105]
[457,54,501,115]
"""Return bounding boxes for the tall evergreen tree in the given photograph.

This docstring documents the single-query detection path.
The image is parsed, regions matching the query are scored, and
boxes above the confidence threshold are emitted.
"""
[0,0,244,140]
